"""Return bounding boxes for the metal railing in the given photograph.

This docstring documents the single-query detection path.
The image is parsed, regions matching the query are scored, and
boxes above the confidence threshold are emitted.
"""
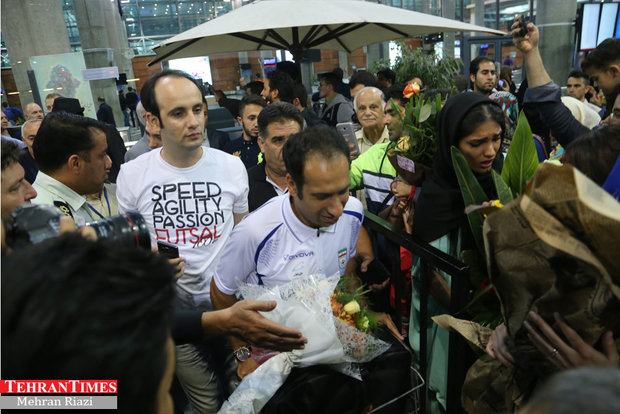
[363,211,471,414]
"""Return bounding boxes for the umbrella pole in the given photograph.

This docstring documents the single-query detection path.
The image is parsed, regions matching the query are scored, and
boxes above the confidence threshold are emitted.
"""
[290,44,304,74]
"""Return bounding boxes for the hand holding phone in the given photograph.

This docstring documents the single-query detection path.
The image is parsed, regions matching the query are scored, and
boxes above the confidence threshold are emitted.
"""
[517,15,528,37]
[336,122,361,159]
[157,241,179,259]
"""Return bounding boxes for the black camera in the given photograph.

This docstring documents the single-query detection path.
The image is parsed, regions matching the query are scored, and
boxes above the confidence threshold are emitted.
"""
[7,204,151,250]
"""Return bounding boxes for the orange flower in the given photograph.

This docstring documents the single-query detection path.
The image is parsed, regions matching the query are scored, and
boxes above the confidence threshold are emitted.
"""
[403,82,421,98]
[331,294,356,328]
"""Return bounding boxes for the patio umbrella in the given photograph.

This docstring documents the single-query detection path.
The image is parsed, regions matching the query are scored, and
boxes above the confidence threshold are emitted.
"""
[149,0,505,66]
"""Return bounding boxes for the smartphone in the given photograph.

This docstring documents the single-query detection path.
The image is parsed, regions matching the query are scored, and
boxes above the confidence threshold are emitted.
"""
[336,122,360,155]
[157,241,179,259]
[517,14,528,37]
[498,80,505,87]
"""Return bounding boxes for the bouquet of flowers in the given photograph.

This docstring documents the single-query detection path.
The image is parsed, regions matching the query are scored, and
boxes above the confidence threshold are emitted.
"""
[330,276,379,334]
[219,274,390,414]
[387,82,450,186]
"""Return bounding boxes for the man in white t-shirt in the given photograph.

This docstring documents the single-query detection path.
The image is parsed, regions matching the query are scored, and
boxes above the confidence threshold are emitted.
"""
[116,69,248,413]
[211,126,365,378]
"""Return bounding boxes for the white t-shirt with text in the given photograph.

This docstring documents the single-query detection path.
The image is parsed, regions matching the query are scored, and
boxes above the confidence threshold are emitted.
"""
[117,147,248,306]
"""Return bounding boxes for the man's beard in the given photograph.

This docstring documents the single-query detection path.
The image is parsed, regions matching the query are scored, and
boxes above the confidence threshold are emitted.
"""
[244,126,257,140]
[477,82,493,95]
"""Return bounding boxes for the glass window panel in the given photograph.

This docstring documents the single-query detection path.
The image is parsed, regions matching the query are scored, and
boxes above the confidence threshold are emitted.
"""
[66,26,80,44]
[213,1,233,16]
[143,38,162,55]
[122,4,139,18]
[499,0,530,32]
[126,22,141,37]
[471,42,495,62]
[455,0,464,21]
[2,50,11,69]
[129,39,146,56]
[141,17,180,36]
[484,2,498,29]
[180,17,209,31]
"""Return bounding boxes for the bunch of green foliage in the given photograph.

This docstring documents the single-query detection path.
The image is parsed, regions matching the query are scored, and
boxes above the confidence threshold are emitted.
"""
[388,88,448,167]
[372,40,461,89]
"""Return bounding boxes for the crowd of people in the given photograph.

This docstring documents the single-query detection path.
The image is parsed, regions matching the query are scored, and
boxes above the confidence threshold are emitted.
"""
[1,16,619,414]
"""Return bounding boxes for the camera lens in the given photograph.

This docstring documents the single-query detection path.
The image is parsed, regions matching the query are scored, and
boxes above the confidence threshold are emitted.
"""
[86,212,151,250]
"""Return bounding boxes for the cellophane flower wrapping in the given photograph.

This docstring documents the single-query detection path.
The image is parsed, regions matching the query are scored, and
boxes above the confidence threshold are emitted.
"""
[218,274,391,414]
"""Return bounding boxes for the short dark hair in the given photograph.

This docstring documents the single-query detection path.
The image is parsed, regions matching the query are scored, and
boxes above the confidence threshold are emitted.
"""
[294,83,309,109]
[266,70,295,103]
[568,69,588,82]
[377,68,396,84]
[349,71,378,90]
[319,72,340,89]
[454,74,470,92]
[283,126,350,197]
[581,38,620,72]
[33,112,106,173]
[470,56,495,75]
[405,75,424,88]
[564,124,620,185]
[276,61,301,83]
[239,94,267,118]
[141,69,205,126]
[97,97,105,103]
[1,140,21,171]
[2,234,175,413]
[245,81,264,95]
[332,67,344,81]
[384,84,407,107]
[257,102,303,138]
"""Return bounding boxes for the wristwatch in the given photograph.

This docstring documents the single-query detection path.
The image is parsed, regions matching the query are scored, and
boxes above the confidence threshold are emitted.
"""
[233,345,252,362]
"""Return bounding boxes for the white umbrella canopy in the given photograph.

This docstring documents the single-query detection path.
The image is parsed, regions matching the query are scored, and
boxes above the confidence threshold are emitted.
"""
[149,0,505,65]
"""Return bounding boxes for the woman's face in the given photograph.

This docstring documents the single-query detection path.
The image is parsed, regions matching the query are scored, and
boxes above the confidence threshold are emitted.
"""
[457,119,502,174]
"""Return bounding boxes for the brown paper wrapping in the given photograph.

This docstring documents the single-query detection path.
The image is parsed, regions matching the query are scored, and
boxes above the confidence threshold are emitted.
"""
[459,163,620,413]
[431,314,492,353]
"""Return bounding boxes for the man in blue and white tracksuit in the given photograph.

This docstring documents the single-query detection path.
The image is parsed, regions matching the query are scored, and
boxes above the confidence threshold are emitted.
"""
[211,125,364,378]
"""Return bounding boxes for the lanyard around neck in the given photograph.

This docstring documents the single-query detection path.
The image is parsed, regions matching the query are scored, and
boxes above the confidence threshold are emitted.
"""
[86,187,111,219]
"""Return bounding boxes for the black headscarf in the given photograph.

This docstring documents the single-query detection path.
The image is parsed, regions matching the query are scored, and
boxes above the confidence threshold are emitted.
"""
[413,93,503,243]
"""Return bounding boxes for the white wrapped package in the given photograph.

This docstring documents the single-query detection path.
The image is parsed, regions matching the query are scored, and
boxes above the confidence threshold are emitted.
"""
[219,274,390,414]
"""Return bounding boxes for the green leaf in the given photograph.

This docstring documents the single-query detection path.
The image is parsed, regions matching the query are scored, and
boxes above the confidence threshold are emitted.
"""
[451,146,488,255]
[418,102,432,123]
[434,92,442,114]
[389,98,403,123]
[492,170,514,205]
[501,111,538,196]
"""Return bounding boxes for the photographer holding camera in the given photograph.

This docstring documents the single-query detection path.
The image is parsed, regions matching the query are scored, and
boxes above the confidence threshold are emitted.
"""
[1,140,37,224]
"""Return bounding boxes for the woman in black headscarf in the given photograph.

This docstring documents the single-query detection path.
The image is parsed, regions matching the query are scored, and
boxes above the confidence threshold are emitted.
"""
[408,92,505,413]
[413,92,504,245]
